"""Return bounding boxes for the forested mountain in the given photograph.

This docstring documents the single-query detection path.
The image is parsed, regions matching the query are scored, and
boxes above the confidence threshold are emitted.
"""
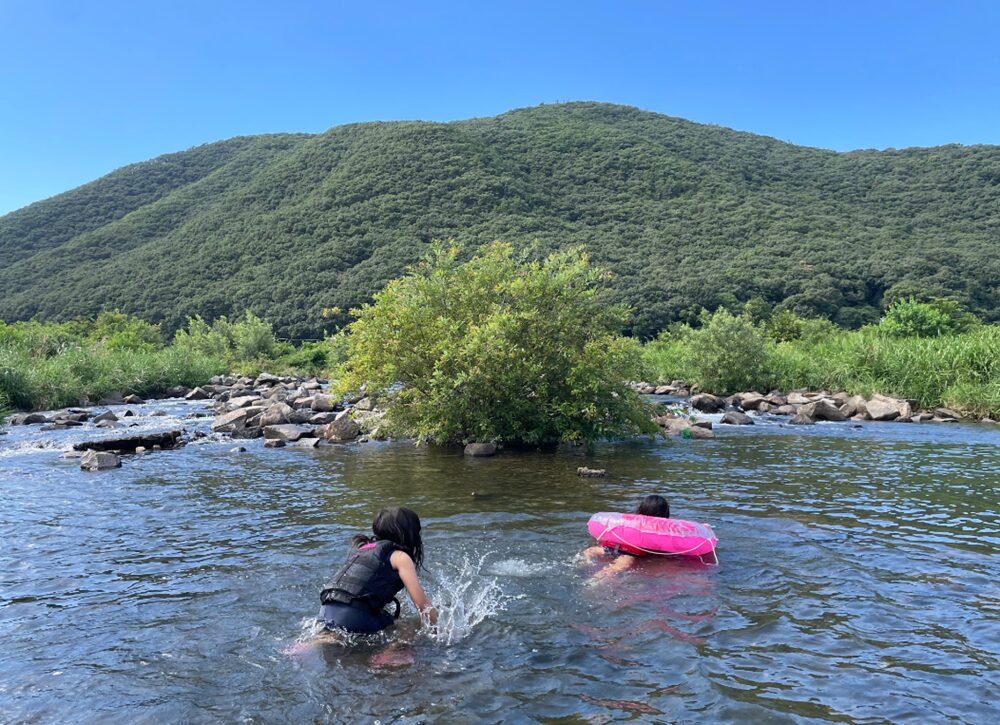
[2,102,998,338]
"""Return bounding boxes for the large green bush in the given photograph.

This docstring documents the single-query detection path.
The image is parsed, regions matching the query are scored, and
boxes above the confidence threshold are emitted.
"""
[335,242,656,446]
[680,309,771,394]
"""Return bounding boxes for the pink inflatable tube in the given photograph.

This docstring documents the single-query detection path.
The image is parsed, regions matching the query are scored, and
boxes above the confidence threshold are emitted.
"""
[588,512,718,557]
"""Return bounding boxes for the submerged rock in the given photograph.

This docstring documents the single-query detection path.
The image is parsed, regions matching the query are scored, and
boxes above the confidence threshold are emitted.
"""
[689,393,724,413]
[464,442,497,457]
[799,400,847,422]
[576,466,606,477]
[789,413,815,425]
[318,411,360,442]
[263,424,313,442]
[721,410,753,425]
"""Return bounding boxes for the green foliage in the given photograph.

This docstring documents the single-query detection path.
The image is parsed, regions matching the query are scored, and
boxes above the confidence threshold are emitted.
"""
[679,309,771,394]
[336,241,656,446]
[88,311,164,351]
[879,297,979,338]
[2,103,1000,339]
[173,311,277,363]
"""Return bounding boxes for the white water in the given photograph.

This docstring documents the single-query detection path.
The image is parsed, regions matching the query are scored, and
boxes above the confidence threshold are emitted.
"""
[424,553,513,646]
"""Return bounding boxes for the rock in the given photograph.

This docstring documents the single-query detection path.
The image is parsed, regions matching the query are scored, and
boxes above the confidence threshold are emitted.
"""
[354,397,374,411]
[212,408,251,433]
[721,410,754,425]
[913,413,935,422]
[73,430,181,453]
[134,446,147,454]
[311,394,340,412]
[933,416,959,423]
[255,373,281,386]
[98,393,124,405]
[21,413,49,425]
[226,395,261,410]
[658,417,715,438]
[230,446,247,453]
[93,410,118,424]
[736,392,765,410]
[799,400,847,422]
[292,396,315,410]
[263,424,313,442]
[689,393,725,413]
[309,411,340,425]
[576,466,606,477]
[765,393,787,406]
[289,437,322,449]
[95,420,121,429]
[786,392,811,405]
[122,394,145,405]
[164,385,191,398]
[789,413,815,425]
[981,418,997,424]
[52,418,84,427]
[259,402,294,427]
[231,427,263,440]
[464,442,497,457]
[287,409,315,425]
[654,385,674,395]
[691,420,713,430]
[80,450,121,471]
[757,402,774,414]
[934,407,963,420]
[866,395,911,422]
[839,395,868,418]
[122,410,134,417]
[318,411,361,442]
[264,438,286,448]
[775,405,797,416]
[185,387,212,401]
[151,410,167,417]
[685,425,715,439]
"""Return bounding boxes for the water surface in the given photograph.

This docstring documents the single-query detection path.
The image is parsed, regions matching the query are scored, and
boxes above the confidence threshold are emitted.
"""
[1,400,998,722]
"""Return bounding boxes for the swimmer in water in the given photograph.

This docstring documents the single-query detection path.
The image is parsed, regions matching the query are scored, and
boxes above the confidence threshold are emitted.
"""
[319,506,437,635]
[582,495,671,581]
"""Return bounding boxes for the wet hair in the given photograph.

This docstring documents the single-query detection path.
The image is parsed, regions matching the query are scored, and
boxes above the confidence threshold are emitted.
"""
[353,506,424,568]
[636,494,670,519]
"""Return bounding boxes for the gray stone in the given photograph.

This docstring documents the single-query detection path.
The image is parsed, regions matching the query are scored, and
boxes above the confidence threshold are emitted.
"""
[259,402,294,427]
[74,430,181,453]
[93,410,118,424]
[134,446,147,454]
[230,426,263,440]
[226,395,260,410]
[800,400,847,422]
[255,372,280,386]
[230,446,247,453]
[80,450,121,471]
[691,420,713,430]
[287,409,315,425]
[264,438,286,448]
[765,393,788,406]
[95,420,121,429]
[263,424,313,442]
[311,394,340,412]
[122,394,145,405]
[786,392,811,405]
[164,385,191,398]
[934,407,963,420]
[721,410,754,425]
[775,404,797,416]
[867,395,911,421]
[185,387,211,400]
[736,392,765,410]
[21,412,49,425]
[464,442,497,457]
[576,466,606,477]
[689,393,725,413]
[654,385,675,395]
[309,411,340,425]
[789,413,815,425]
[289,437,322,449]
[212,408,251,433]
[318,410,361,442]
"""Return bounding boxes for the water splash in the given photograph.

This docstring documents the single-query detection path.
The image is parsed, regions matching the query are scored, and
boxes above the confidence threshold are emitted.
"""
[425,553,512,646]
[488,557,553,578]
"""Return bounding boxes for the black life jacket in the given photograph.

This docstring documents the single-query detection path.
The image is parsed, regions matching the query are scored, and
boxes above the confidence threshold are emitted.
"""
[320,540,405,614]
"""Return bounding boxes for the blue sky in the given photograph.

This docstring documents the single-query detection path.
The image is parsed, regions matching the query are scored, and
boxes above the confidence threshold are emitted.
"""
[2,0,999,215]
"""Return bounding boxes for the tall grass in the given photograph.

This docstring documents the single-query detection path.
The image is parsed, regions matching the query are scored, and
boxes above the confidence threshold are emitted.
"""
[644,325,1000,417]
[0,344,226,412]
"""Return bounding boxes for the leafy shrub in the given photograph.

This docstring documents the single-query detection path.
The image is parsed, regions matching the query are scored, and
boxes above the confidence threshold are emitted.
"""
[879,298,954,338]
[88,311,164,351]
[335,241,656,446]
[173,311,277,363]
[681,309,771,394]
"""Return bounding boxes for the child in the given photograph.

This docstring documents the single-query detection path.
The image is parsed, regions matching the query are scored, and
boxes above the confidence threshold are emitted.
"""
[583,495,671,580]
[319,506,437,634]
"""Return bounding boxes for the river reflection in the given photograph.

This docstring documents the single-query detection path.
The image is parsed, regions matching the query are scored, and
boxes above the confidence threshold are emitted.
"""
[1,400,999,722]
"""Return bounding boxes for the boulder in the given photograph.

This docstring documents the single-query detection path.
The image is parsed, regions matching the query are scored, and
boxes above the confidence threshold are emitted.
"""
[122,394,145,405]
[658,417,715,439]
[721,410,754,425]
[212,408,251,433]
[164,385,191,398]
[97,392,124,405]
[185,387,211,401]
[867,395,911,422]
[764,393,788,406]
[263,424,313,442]
[287,409,315,424]
[691,420,713,430]
[259,402,294,427]
[230,427,263,440]
[689,393,725,413]
[293,396,315,410]
[789,412,815,425]
[786,392,811,406]
[839,395,868,419]
[353,397,374,411]
[74,430,181,453]
[464,442,497,457]
[654,385,674,395]
[80,450,121,471]
[264,438,286,448]
[21,413,49,425]
[93,410,118,424]
[95,420,121,429]
[311,394,339,412]
[736,392,765,410]
[255,372,281,386]
[289,437,322,449]
[799,400,847,422]
[226,395,261,410]
[309,411,340,425]
[934,407,963,420]
[774,405,797,416]
[757,402,774,414]
[913,413,935,422]
[318,410,361,442]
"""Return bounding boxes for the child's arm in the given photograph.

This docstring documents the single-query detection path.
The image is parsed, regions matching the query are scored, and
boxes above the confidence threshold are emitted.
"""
[391,550,438,625]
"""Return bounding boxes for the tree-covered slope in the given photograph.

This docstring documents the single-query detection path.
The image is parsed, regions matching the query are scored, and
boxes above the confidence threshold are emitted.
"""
[2,102,998,338]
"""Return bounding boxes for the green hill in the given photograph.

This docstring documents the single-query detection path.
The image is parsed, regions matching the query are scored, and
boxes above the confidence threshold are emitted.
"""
[2,102,998,338]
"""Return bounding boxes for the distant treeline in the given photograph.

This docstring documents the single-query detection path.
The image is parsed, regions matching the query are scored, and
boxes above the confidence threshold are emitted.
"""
[1,102,999,338]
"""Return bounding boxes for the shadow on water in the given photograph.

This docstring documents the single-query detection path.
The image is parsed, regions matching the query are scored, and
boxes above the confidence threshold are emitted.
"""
[1,402,999,722]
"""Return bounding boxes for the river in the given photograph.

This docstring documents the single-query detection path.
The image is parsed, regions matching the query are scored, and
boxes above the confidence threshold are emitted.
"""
[1,398,998,723]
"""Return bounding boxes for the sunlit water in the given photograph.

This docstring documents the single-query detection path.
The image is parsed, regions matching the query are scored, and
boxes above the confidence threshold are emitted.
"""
[1,398,998,723]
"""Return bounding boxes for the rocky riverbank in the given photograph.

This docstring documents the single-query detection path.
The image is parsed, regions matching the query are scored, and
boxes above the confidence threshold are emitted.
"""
[634,380,997,428]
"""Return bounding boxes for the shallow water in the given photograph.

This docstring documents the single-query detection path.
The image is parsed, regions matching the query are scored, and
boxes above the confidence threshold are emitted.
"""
[1,399,999,723]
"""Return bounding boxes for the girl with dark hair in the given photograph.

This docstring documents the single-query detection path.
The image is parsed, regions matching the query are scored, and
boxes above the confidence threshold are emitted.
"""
[582,494,672,580]
[319,507,437,634]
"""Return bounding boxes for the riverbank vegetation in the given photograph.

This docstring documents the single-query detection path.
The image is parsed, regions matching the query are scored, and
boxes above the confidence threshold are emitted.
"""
[0,312,331,412]
[334,242,656,446]
[643,299,1000,418]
